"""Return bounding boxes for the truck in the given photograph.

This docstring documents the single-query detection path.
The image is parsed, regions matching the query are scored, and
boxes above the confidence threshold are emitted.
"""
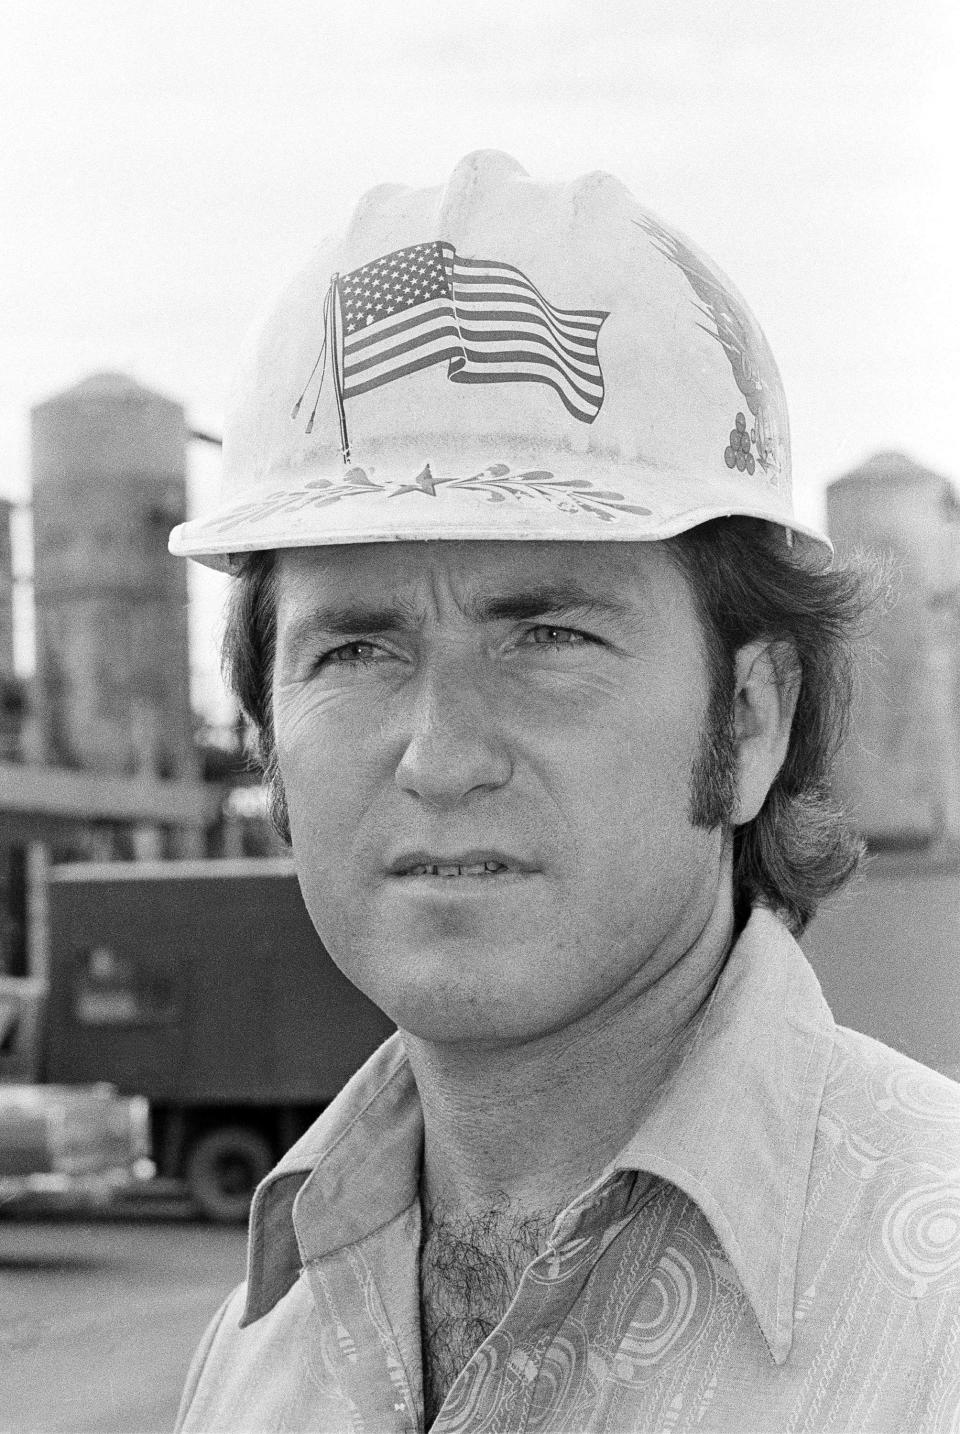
[35,857,395,1220]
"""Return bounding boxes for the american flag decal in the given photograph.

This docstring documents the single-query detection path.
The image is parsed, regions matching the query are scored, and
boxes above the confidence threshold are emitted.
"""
[293,241,609,459]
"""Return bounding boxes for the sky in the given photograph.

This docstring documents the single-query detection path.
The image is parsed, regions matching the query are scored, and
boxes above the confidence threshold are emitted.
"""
[1,0,957,720]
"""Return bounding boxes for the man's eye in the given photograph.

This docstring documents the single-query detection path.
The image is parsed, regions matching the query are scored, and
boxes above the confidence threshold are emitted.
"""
[317,641,383,668]
[524,625,590,647]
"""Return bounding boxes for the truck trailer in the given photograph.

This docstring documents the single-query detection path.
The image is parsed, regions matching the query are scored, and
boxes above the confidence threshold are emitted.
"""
[38,858,395,1220]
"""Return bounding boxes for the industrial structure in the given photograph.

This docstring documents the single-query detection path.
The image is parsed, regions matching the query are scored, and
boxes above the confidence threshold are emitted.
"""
[0,498,15,679]
[801,451,960,1080]
[30,373,195,784]
[826,451,960,847]
[0,374,232,977]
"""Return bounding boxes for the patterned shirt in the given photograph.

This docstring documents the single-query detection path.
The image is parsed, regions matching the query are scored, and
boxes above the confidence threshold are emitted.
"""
[177,910,960,1432]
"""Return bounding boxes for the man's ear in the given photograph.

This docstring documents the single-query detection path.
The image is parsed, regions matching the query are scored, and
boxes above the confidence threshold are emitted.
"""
[732,640,800,825]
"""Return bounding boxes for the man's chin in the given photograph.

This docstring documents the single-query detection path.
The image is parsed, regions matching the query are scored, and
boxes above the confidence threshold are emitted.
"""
[393,995,568,1050]
[352,881,552,964]
[338,935,572,1048]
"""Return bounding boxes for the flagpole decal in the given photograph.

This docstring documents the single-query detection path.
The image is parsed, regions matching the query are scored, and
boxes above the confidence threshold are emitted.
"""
[328,276,351,464]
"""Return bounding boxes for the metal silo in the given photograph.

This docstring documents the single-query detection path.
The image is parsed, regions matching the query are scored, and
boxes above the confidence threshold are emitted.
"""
[826,451,960,846]
[0,499,15,680]
[31,373,196,782]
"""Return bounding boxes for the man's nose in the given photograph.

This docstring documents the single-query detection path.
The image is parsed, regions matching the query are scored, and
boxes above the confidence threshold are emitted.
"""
[394,658,513,809]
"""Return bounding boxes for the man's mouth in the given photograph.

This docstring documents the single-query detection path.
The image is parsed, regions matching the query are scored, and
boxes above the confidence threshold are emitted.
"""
[389,851,535,879]
[404,860,509,878]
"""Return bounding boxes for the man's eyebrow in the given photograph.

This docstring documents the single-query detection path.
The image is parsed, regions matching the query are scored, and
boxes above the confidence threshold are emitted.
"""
[281,602,420,651]
[282,584,636,650]
[467,584,636,625]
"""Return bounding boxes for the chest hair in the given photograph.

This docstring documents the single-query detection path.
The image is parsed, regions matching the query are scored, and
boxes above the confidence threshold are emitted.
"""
[418,1196,557,1427]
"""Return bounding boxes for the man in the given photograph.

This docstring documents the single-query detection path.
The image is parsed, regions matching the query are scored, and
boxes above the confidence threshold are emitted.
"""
[171,153,960,1431]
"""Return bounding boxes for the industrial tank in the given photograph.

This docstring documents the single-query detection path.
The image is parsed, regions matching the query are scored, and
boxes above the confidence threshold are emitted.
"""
[826,452,960,847]
[802,454,960,1078]
[30,373,195,781]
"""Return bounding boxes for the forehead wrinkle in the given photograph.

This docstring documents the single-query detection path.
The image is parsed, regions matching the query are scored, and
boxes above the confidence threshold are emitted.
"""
[280,594,425,655]
[288,584,640,640]
[278,544,657,651]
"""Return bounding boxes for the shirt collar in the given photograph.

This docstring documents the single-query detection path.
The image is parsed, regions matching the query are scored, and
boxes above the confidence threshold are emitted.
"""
[612,907,836,1362]
[241,909,835,1364]
[241,1032,419,1326]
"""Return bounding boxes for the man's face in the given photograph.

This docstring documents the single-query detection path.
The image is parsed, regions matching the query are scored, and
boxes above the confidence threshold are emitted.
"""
[273,540,728,1046]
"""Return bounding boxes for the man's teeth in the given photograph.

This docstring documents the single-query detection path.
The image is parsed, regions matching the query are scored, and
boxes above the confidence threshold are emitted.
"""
[407,861,508,877]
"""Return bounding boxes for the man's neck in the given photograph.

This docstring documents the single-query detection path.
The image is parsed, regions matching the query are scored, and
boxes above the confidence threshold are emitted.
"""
[404,867,736,1221]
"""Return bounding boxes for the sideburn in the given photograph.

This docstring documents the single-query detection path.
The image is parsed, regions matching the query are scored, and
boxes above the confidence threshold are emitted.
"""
[688,656,737,831]
[257,719,292,845]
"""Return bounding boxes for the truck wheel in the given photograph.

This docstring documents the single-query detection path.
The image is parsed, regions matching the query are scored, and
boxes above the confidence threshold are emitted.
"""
[184,1125,273,1222]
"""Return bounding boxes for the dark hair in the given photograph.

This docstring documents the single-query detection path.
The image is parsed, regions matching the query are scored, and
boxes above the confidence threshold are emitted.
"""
[222,521,876,935]
[668,517,876,933]
[221,550,288,841]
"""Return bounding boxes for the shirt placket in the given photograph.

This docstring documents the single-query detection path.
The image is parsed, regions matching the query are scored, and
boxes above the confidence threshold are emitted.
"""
[301,1210,424,1434]
[430,1171,646,1434]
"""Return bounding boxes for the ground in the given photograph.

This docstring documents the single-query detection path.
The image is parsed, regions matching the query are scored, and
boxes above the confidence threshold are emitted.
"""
[0,1215,246,1433]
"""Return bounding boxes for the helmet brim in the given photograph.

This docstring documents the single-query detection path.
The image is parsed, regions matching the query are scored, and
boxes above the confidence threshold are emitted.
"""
[169,449,831,574]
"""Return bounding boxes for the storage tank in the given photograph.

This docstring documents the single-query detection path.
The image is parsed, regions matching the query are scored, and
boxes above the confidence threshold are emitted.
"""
[0,497,28,763]
[30,374,195,780]
[826,452,960,846]
[0,498,15,679]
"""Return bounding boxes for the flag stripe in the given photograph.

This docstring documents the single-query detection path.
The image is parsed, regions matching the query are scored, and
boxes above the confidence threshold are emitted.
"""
[349,331,605,398]
[457,348,604,405]
[343,299,457,355]
[453,275,605,338]
[346,314,605,387]
[347,345,603,411]
[340,296,456,352]
[456,296,605,339]
[448,368,600,422]
[452,254,608,313]
[455,302,601,357]
[459,338,602,395]
[452,270,607,327]
[345,335,603,406]
[453,288,602,341]
[341,344,463,399]
[342,344,462,395]
[343,324,464,380]
[456,315,605,369]
[344,297,605,367]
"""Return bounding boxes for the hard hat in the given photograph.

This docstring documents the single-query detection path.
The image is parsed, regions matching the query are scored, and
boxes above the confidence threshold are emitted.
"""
[169,150,829,572]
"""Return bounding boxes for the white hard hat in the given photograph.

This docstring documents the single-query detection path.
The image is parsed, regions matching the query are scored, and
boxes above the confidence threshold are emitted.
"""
[169,151,829,572]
